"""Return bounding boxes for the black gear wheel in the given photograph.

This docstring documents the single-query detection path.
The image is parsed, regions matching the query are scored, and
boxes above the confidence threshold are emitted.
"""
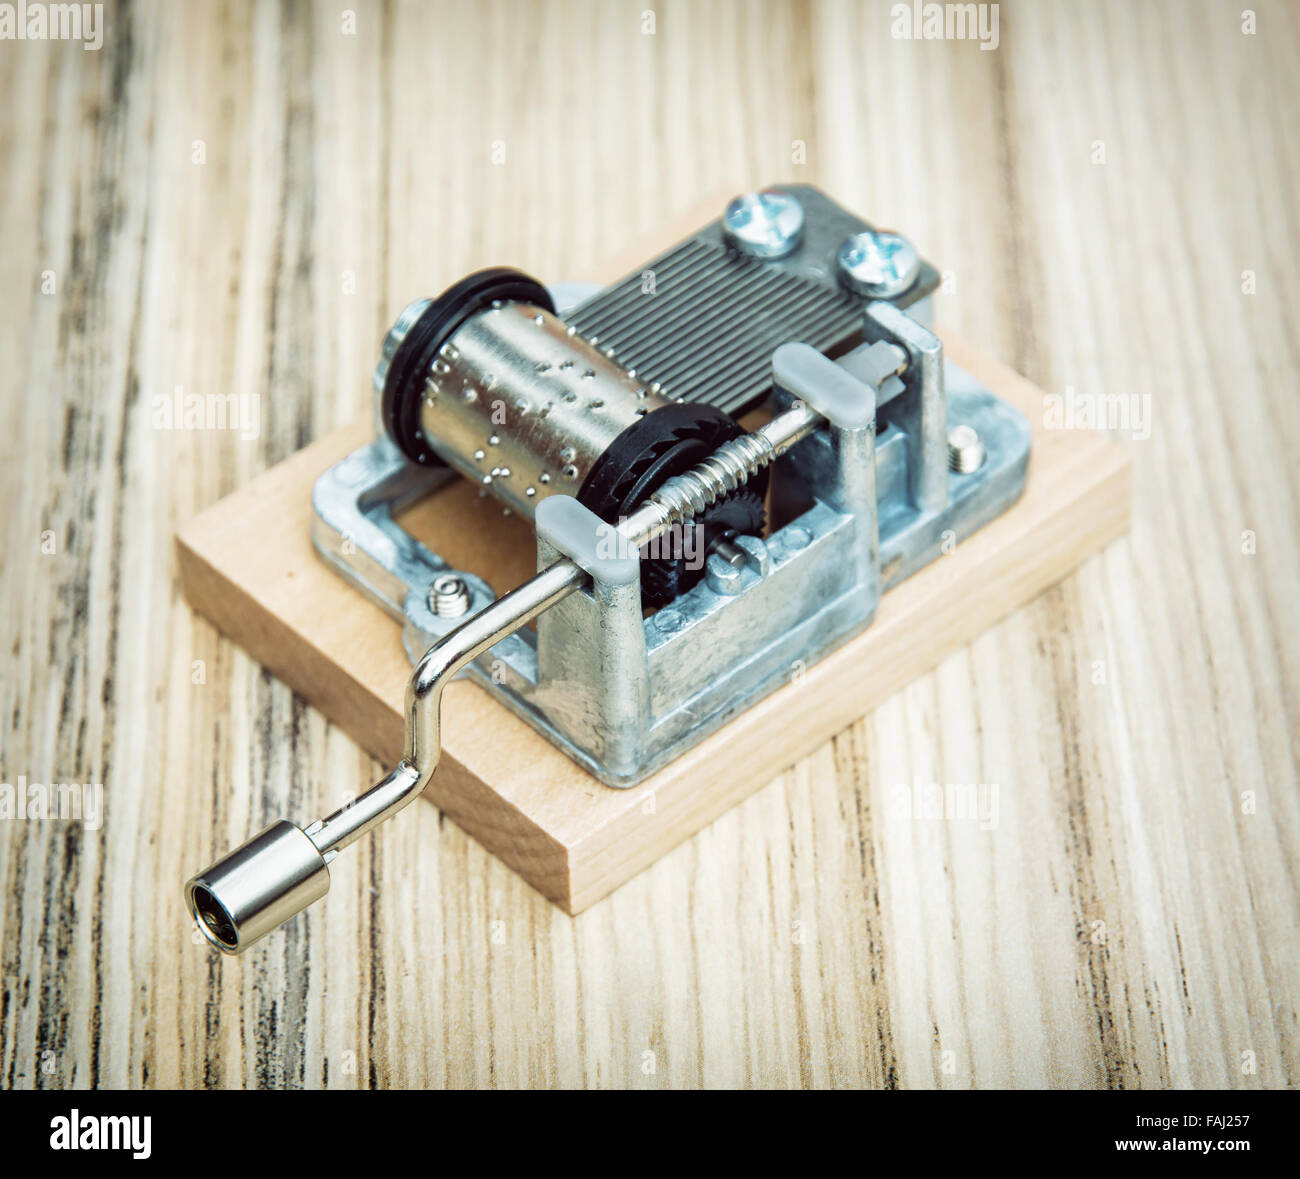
[578,402,768,606]
[640,488,765,604]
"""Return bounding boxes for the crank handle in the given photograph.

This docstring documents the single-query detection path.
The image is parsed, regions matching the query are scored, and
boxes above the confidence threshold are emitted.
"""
[184,402,818,952]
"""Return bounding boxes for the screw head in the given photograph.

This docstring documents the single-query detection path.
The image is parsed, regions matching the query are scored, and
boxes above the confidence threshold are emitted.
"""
[722,189,805,259]
[947,424,986,473]
[836,231,920,298]
[428,573,471,618]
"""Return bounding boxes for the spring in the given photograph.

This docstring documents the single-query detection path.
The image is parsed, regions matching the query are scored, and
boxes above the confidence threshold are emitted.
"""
[647,432,775,527]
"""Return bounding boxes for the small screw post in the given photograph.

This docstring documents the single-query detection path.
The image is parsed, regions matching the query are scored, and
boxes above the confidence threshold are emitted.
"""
[947,424,986,473]
[428,574,471,618]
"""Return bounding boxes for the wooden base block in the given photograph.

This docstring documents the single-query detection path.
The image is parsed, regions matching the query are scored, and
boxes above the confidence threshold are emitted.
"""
[177,336,1130,914]
[176,202,1131,914]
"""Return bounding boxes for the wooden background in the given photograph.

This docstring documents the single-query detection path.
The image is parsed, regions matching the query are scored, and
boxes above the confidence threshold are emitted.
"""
[1,0,1296,1089]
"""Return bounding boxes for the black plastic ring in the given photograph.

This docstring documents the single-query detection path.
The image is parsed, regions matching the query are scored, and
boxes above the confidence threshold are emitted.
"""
[381,267,556,465]
[578,402,747,519]
[578,402,770,606]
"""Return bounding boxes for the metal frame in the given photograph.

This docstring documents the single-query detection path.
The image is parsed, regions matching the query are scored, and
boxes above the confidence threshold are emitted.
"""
[186,191,1035,956]
[311,307,1031,788]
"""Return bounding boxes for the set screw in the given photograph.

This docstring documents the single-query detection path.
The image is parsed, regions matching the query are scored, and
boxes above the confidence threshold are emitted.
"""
[428,574,471,619]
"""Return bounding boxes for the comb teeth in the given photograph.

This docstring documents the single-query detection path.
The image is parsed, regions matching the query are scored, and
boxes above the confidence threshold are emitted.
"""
[567,238,863,416]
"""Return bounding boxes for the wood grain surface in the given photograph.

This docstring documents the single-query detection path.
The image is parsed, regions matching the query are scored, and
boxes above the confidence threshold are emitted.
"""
[1,0,1296,1089]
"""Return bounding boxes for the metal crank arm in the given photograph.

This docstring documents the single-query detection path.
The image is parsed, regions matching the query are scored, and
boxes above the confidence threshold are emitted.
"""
[185,403,820,952]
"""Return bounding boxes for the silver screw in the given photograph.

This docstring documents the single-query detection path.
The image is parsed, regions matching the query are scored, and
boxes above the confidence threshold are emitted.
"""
[722,189,805,258]
[704,534,770,597]
[704,538,747,597]
[836,230,920,298]
[428,573,471,618]
[947,424,986,473]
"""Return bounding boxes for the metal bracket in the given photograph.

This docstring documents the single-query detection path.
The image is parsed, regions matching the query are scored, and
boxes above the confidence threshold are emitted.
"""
[188,190,1036,957]
[311,315,1030,787]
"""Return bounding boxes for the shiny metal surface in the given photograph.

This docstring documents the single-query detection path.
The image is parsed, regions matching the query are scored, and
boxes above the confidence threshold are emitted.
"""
[721,189,805,258]
[185,820,331,954]
[417,301,670,517]
[313,316,1028,795]
[948,423,986,473]
[862,300,949,514]
[428,573,471,618]
[565,185,942,416]
[836,230,921,298]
